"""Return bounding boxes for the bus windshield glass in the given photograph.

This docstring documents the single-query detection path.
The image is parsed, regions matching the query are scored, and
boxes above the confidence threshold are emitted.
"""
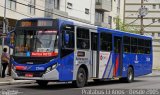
[14,29,58,57]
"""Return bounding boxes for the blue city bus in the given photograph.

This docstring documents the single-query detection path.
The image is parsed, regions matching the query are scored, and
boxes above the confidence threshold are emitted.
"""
[9,18,152,88]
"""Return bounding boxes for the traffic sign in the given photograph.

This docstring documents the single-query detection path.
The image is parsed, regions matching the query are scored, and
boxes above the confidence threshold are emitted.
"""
[139,7,148,17]
[0,33,7,38]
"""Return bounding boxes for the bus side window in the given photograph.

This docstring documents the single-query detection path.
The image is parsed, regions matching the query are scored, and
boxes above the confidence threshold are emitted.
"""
[145,40,151,54]
[100,32,112,51]
[77,28,90,50]
[123,36,130,53]
[131,37,138,54]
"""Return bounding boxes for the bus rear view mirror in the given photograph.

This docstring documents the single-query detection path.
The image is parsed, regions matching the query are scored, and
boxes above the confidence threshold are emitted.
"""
[6,31,15,48]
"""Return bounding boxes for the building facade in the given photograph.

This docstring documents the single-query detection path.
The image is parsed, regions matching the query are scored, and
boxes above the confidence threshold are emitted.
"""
[44,0,95,24]
[124,0,160,69]
[95,0,124,29]
[0,0,96,32]
[0,0,45,32]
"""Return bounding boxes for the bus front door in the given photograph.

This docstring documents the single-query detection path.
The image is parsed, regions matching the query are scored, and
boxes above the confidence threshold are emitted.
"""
[114,36,123,77]
[91,32,98,78]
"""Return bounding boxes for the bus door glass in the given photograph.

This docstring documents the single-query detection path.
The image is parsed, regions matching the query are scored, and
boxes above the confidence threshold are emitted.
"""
[76,27,91,71]
[91,32,98,78]
[114,36,123,77]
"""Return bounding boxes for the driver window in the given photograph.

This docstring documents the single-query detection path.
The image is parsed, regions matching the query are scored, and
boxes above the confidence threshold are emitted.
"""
[62,30,74,49]
[61,25,75,58]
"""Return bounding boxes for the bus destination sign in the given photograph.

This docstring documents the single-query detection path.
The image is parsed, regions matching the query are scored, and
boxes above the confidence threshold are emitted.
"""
[20,20,53,27]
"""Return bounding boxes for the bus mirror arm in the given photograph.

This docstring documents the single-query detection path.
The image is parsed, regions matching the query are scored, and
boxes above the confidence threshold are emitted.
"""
[6,30,15,48]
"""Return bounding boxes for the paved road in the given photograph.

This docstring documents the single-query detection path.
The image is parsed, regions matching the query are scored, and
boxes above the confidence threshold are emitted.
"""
[0,76,160,95]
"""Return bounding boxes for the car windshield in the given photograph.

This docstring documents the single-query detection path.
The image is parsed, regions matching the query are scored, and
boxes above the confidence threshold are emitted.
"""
[14,29,58,57]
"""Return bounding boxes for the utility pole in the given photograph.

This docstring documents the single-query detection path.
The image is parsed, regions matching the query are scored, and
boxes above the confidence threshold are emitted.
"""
[140,0,144,35]
[2,0,6,49]
[1,0,7,77]
[123,0,126,31]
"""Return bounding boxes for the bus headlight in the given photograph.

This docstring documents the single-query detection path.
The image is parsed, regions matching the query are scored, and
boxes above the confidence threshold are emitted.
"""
[45,63,58,73]
[46,67,52,73]
[52,63,57,69]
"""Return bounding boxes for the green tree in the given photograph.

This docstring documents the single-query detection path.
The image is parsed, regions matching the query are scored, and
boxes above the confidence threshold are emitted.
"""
[114,17,140,34]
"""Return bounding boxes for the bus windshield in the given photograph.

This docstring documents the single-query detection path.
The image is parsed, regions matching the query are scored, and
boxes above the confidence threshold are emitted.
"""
[14,29,58,57]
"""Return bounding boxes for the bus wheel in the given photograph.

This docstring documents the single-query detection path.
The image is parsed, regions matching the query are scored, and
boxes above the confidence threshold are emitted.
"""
[36,80,48,87]
[72,68,87,88]
[126,67,134,83]
[120,67,134,83]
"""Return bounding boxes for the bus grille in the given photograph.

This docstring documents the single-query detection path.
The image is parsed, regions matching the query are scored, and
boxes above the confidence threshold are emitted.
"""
[13,56,54,64]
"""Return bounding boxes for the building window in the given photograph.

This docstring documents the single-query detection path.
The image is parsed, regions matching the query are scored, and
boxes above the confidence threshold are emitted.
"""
[45,0,60,17]
[158,33,160,37]
[67,2,73,9]
[152,18,156,23]
[152,33,155,37]
[85,8,89,14]
[153,4,156,9]
[28,0,36,15]
[158,19,160,23]
[95,11,104,22]
[96,0,102,5]
[108,16,112,28]
[7,0,16,10]
[117,0,120,14]
[54,0,60,9]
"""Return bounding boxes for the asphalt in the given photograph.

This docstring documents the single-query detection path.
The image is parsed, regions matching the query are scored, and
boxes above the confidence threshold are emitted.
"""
[0,70,159,86]
[0,74,160,95]
[0,76,34,86]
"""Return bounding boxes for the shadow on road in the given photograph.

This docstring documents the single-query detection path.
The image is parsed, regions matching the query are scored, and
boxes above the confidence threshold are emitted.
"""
[17,79,146,90]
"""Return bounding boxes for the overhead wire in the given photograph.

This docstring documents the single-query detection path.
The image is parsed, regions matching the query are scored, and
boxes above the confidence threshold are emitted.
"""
[0,4,32,17]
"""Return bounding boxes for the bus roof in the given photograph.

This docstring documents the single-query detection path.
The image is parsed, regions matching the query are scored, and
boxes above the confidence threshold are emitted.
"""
[98,27,152,40]
[67,19,97,30]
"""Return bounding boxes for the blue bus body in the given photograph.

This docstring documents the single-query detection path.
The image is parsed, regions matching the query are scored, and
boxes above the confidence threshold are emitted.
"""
[11,18,152,87]
[97,28,152,78]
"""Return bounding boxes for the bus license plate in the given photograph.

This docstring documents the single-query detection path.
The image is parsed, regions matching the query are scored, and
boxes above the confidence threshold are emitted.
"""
[25,73,33,77]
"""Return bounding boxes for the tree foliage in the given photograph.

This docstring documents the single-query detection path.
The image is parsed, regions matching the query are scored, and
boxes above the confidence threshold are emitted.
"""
[114,17,140,34]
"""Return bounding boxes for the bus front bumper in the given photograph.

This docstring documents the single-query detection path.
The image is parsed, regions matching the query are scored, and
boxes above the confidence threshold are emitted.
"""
[12,69,59,81]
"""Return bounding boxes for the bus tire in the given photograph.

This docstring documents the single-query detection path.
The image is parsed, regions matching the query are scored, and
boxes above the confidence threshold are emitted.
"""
[126,67,134,83]
[119,67,134,83]
[36,80,48,87]
[72,67,87,88]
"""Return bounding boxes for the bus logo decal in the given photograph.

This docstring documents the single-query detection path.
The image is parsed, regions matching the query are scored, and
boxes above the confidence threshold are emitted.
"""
[146,57,150,62]
[134,55,139,63]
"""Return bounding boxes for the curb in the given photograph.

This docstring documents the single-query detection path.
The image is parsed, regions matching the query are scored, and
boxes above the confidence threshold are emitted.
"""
[145,75,160,77]
[0,80,35,86]
[152,69,160,71]
[144,70,160,77]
